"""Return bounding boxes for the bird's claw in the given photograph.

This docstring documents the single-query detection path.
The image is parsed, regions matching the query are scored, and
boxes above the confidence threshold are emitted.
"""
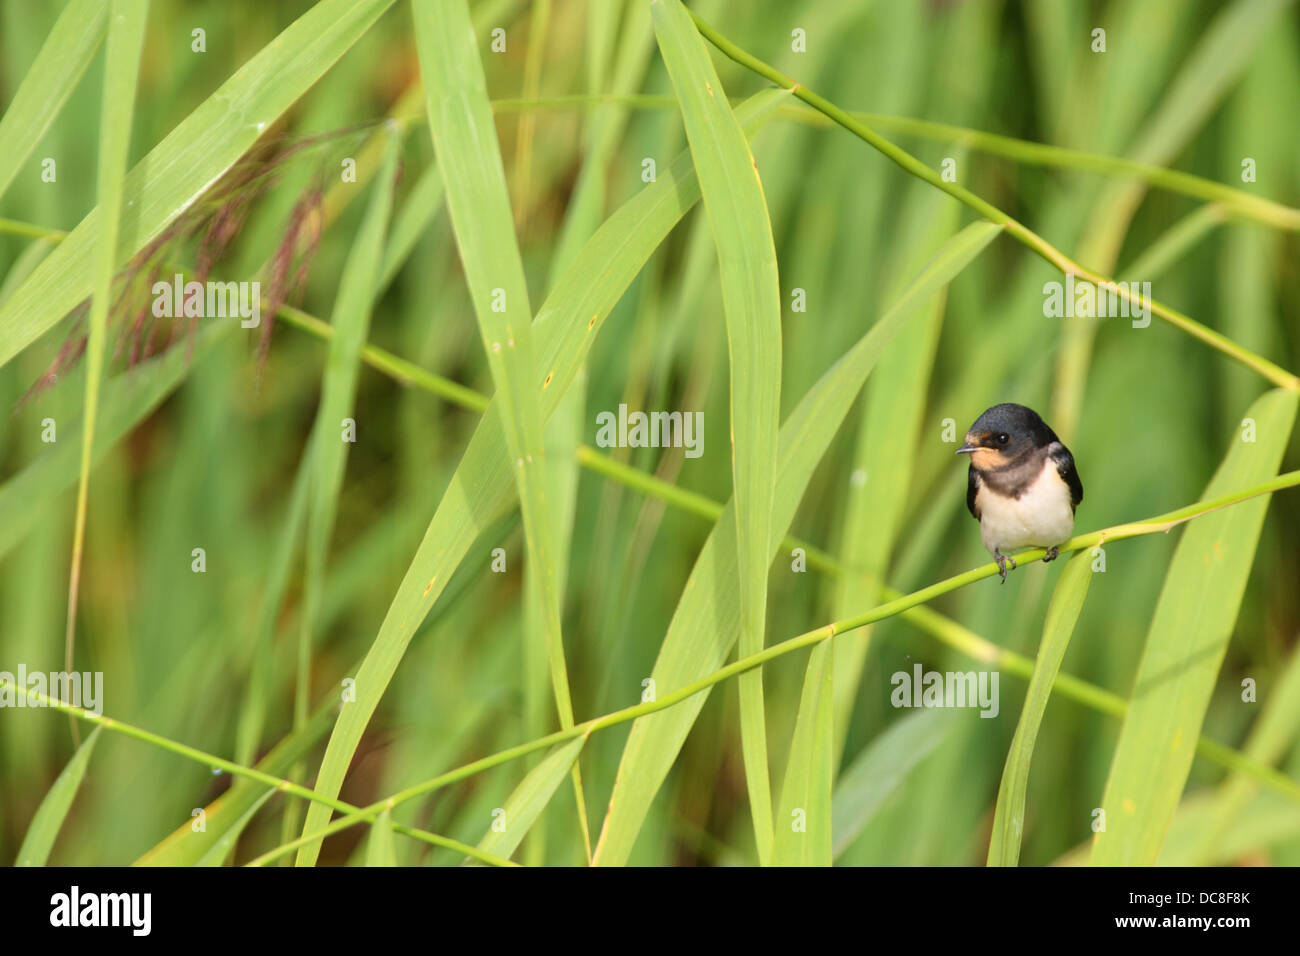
[1042,546,1060,563]
[994,551,1017,583]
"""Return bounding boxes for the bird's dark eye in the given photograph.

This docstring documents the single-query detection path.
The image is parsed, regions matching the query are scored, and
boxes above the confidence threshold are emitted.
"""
[996,433,1009,445]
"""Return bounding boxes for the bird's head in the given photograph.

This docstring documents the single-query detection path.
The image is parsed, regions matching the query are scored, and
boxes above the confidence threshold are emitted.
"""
[955,403,1055,470]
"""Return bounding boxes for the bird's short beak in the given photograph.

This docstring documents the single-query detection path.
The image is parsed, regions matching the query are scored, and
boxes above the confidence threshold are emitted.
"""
[954,444,978,455]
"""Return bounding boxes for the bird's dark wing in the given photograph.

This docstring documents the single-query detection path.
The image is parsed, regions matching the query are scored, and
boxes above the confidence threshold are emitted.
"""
[1048,442,1083,510]
[966,463,982,520]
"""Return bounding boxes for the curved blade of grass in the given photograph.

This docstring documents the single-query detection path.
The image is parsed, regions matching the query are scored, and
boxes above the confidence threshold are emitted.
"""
[0,0,396,372]
[15,725,103,866]
[345,0,589,871]
[285,127,400,857]
[988,551,1092,866]
[296,87,788,867]
[365,808,397,867]
[0,0,107,204]
[468,736,586,865]
[296,130,400,723]
[831,709,955,860]
[64,0,149,742]
[299,0,583,867]
[1091,387,1298,865]
[521,0,651,865]
[593,221,1003,866]
[652,0,783,864]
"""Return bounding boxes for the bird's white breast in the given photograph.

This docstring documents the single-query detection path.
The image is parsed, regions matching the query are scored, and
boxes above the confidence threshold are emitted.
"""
[976,462,1075,554]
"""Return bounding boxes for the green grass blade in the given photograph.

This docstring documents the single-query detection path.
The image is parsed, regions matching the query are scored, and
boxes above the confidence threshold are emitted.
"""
[831,710,956,860]
[0,0,396,372]
[294,89,788,866]
[592,221,1003,866]
[0,0,107,204]
[365,808,397,867]
[1091,387,1299,865]
[519,0,648,865]
[469,737,586,865]
[401,0,589,866]
[773,641,834,865]
[286,128,401,861]
[15,725,103,865]
[652,0,783,864]
[63,0,149,718]
[297,128,400,725]
[987,551,1093,866]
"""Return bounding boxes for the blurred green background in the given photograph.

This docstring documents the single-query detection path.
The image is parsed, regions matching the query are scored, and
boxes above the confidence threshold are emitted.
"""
[1,0,1298,866]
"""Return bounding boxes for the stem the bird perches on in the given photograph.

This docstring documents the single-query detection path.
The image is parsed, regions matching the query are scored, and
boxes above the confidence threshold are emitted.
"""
[12,467,1299,867]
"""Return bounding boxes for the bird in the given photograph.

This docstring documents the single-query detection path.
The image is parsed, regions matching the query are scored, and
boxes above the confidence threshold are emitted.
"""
[955,403,1083,583]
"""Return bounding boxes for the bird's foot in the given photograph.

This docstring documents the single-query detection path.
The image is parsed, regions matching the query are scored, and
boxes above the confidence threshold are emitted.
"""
[1042,546,1060,563]
[994,551,1017,583]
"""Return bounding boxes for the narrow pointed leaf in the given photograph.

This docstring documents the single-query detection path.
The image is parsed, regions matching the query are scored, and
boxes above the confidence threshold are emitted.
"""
[773,642,833,865]
[1091,387,1298,865]
[66,0,148,712]
[469,737,586,865]
[832,710,956,860]
[652,0,783,862]
[365,809,397,867]
[988,550,1092,866]
[301,0,581,868]
[298,129,400,716]
[0,0,107,203]
[16,726,103,866]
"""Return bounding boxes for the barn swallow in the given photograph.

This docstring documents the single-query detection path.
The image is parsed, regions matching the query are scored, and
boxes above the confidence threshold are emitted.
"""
[956,403,1083,583]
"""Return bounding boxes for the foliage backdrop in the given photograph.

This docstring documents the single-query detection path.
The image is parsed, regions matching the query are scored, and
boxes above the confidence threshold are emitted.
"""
[1,0,1298,867]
